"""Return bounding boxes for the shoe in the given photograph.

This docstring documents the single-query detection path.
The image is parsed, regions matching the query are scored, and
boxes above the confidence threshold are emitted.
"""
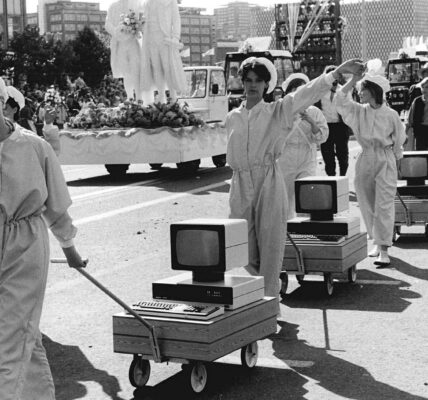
[368,246,380,257]
[374,251,390,266]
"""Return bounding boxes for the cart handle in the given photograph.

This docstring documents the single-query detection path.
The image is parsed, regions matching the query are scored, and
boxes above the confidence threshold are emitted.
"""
[51,258,162,363]
[395,191,412,226]
[286,232,305,274]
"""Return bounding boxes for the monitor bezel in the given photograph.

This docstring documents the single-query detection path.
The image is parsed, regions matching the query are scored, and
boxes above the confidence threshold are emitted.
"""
[399,153,428,185]
[170,224,226,278]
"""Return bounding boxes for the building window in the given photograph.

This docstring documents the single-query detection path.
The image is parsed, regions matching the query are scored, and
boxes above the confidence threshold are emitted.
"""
[190,36,200,43]
[50,14,62,22]
[89,14,101,22]
[201,18,210,25]
[50,24,62,32]
[181,26,189,34]
[76,24,85,30]
[64,24,75,31]
[190,18,199,25]
[191,45,201,53]
[200,36,210,44]
[190,27,200,34]
[201,28,210,34]
[76,14,88,22]
[64,14,75,21]
[181,17,189,25]
[65,33,76,41]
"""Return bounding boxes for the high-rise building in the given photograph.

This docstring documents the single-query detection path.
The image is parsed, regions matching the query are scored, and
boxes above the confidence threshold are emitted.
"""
[341,0,428,63]
[214,1,252,41]
[179,7,215,66]
[42,0,106,42]
[0,0,26,48]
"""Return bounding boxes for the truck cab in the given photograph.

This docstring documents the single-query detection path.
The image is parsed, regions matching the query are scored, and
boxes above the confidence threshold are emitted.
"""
[386,55,428,113]
[224,50,295,109]
[177,66,228,123]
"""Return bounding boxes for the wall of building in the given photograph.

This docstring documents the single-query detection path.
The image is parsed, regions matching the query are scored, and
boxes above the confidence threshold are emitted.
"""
[0,0,26,48]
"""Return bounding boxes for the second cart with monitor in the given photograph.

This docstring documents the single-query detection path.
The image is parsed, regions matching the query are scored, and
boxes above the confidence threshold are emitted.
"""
[282,176,368,296]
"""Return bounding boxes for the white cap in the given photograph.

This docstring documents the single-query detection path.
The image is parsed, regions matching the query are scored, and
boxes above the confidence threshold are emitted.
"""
[358,58,390,94]
[282,73,309,94]
[6,86,25,110]
[240,57,277,94]
[0,77,8,103]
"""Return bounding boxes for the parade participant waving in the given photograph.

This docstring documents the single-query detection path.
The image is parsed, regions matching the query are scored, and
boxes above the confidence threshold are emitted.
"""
[279,73,329,220]
[0,76,86,400]
[226,57,364,304]
[336,59,406,266]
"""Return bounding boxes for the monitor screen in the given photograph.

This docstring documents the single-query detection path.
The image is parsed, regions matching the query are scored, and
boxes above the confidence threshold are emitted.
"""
[297,183,334,211]
[175,229,220,267]
[400,157,427,179]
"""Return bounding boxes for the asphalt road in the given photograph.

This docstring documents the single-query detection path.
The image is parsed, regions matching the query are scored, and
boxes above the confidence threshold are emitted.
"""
[41,144,428,400]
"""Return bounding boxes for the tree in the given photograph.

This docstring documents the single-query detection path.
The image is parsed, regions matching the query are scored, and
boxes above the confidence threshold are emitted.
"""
[70,27,111,87]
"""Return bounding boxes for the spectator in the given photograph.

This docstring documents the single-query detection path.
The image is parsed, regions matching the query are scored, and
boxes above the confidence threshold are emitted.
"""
[405,77,428,150]
[406,62,428,109]
[318,65,352,176]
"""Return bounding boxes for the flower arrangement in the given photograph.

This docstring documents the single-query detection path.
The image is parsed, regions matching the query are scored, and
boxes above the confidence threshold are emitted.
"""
[44,86,63,107]
[239,41,254,54]
[119,9,144,37]
[68,100,205,130]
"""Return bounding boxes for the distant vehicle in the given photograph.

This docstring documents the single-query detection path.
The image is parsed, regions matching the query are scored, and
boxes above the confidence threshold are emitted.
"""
[224,50,296,110]
[177,65,228,123]
[385,54,428,113]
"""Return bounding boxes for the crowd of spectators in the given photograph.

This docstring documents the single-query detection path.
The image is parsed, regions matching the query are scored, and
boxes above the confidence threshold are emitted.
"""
[10,72,129,135]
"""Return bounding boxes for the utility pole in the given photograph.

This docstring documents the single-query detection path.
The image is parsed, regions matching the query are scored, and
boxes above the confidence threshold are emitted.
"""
[2,0,8,49]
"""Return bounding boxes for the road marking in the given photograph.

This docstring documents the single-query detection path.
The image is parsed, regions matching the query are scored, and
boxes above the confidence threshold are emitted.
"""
[74,180,230,226]
[216,354,314,369]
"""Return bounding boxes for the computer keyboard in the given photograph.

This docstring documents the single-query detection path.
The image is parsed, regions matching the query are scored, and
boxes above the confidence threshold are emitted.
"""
[130,301,225,320]
[288,233,345,243]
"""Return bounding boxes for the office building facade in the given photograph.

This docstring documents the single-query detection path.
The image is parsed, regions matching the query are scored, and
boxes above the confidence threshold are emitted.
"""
[0,0,26,48]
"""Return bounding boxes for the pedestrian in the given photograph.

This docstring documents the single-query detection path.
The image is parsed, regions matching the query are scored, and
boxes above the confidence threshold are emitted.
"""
[0,77,87,400]
[406,62,428,110]
[336,60,406,266]
[225,56,364,307]
[405,77,428,150]
[279,73,329,220]
[319,65,351,176]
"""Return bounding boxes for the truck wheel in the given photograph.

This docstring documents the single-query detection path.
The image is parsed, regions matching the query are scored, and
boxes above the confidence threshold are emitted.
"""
[176,160,200,173]
[212,154,226,168]
[105,164,129,178]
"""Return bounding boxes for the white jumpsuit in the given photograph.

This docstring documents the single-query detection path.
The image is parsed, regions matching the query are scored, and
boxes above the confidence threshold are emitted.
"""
[226,73,336,297]
[336,90,406,246]
[279,105,328,220]
[0,129,77,400]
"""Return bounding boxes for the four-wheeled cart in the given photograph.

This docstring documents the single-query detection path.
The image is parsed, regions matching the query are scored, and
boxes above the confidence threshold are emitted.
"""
[281,232,367,296]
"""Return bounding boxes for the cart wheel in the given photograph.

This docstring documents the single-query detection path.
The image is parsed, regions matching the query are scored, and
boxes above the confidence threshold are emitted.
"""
[129,356,150,388]
[348,265,357,283]
[212,154,226,168]
[296,274,305,285]
[280,272,288,297]
[149,163,163,170]
[187,361,208,393]
[240,341,258,369]
[324,273,334,296]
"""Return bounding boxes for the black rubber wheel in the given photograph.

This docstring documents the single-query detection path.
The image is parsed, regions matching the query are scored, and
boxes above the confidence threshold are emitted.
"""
[324,273,334,296]
[280,272,288,297]
[176,159,201,173]
[348,265,357,283]
[149,163,163,170]
[129,356,150,388]
[240,342,258,369]
[105,164,129,177]
[296,274,305,285]
[212,154,226,168]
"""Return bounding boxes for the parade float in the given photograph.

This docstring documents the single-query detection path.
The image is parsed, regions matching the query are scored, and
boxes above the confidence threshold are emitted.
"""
[58,1,227,177]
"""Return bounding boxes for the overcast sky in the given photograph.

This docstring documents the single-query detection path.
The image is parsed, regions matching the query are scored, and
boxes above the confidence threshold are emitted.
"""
[26,0,279,14]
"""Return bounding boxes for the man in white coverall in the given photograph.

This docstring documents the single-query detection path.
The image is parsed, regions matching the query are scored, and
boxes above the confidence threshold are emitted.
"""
[0,74,86,400]
[226,57,365,304]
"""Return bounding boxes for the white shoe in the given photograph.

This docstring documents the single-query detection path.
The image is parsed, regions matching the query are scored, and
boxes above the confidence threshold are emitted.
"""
[368,246,380,257]
[374,251,390,265]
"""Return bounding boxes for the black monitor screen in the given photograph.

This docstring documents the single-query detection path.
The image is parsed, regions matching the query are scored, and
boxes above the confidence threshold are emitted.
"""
[298,183,333,211]
[175,229,220,267]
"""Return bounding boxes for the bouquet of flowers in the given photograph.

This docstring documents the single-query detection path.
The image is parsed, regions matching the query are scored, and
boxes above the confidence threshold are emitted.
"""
[44,86,63,107]
[119,9,144,37]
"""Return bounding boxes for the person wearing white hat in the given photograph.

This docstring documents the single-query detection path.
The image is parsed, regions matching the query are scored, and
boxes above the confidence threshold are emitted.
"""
[336,59,406,266]
[226,56,365,304]
[0,76,87,400]
[279,73,329,220]
[5,86,61,155]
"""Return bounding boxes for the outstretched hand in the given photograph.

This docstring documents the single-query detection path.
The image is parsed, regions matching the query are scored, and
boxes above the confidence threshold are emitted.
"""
[335,59,366,77]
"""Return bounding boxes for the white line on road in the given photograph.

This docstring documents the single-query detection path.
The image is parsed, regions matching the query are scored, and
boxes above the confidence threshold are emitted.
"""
[355,279,402,285]
[74,180,230,226]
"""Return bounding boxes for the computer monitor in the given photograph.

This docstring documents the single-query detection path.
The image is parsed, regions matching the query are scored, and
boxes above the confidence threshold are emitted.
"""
[295,176,349,220]
[170,218,248,282]
[398,151,428,186]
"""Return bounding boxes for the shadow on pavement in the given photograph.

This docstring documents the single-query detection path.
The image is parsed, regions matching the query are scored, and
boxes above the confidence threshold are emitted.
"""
[269,321,426,400]
[283,268,420,313]
[43,335,125,400]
